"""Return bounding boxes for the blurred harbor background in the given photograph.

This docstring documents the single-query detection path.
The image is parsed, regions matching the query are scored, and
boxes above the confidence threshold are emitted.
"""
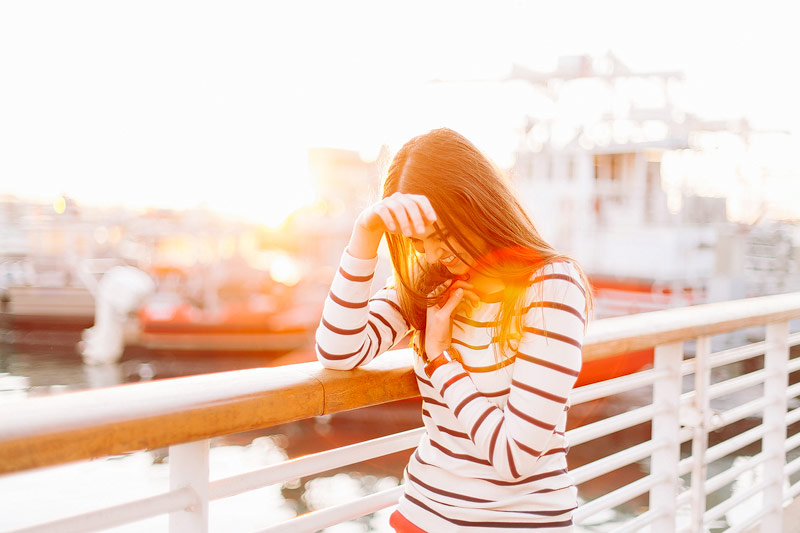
[2,1,800,531]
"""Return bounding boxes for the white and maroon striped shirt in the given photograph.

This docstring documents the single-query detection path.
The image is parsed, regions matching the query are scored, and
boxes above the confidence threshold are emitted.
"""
[316,250,586,532]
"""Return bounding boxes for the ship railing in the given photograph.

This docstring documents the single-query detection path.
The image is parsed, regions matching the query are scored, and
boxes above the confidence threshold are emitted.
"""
[1,292,800,532]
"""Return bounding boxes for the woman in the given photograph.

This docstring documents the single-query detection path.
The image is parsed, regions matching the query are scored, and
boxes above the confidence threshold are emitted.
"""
[315,128,592,532]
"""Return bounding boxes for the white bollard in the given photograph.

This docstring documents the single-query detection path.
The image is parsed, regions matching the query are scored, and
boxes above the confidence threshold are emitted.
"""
[79,266,154,365]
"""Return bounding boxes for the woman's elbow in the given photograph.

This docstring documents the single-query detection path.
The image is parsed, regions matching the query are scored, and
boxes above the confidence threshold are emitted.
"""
[488,461,529,483]
[315,347,356,370]
[488,445,547,482]
[314,341,365,370]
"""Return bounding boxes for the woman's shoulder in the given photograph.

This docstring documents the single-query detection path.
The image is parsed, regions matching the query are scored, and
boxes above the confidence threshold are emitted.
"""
[528,259,583,285]
[524,260,587,301]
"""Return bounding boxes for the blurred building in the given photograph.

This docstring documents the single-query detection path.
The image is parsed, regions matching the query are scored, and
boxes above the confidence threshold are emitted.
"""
[307,147,385,213]
[297,147,388,270]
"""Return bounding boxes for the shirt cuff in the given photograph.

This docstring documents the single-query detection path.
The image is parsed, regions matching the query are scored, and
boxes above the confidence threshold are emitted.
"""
[341,248,380,275]
[428,360,465,391]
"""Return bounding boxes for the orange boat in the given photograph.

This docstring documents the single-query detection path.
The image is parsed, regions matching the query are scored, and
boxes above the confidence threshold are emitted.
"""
[133,291,322,353]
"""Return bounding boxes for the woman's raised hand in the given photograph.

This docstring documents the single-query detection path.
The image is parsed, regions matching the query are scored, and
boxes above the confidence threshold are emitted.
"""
[348,193,437,259]
[357,193,437,237]
[424,279,479,359]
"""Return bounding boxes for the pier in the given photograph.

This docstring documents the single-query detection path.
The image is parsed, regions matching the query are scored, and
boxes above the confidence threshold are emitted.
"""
[2,291,800,532]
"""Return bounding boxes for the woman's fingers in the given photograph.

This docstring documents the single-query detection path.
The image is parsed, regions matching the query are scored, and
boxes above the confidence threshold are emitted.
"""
[425,287,463,354]
[411,194,437,224]
[360,193,439,237]
[373,204,397,232]
[381,197,414,235]
[428,279,455,299]
[428,280,479,316]
[437,280,478,309]
[378,193,438,237]
[393,194,432,235]
[449,280,479,303]
[455,299,473,317]
[438,288,464,318]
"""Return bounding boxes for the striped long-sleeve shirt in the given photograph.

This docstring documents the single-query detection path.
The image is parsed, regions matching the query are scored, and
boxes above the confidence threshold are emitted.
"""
[315,250,587,532]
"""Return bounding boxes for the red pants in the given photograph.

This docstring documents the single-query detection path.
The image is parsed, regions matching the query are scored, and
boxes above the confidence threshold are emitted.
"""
[389,510,427,533]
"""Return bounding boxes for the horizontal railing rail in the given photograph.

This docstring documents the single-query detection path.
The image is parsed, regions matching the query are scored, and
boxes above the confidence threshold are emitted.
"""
[4,291,799,475]
[1,291,800,532]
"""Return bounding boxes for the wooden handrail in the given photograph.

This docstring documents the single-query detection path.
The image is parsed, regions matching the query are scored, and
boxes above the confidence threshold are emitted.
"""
[583,291,800,360]
[0,353,418,475]
[1,291,799,475]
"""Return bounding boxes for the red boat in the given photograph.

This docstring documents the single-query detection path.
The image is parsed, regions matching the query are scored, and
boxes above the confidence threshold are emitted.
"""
[575,274,705,386]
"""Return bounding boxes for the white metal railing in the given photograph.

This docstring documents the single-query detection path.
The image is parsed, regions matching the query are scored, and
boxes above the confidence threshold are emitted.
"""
[1,292,800,532]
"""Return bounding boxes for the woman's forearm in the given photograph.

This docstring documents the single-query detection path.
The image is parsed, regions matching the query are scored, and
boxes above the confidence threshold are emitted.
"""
[346,217,383,260]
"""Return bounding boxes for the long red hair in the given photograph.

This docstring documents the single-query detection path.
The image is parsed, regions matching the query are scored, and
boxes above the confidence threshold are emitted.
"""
[382,128,593,360]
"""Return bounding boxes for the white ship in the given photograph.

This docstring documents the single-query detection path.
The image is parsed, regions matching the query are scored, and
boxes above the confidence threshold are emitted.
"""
[507,53,800,319]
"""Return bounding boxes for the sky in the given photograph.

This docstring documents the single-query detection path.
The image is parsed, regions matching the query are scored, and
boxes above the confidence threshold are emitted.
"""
[1,0,799,226]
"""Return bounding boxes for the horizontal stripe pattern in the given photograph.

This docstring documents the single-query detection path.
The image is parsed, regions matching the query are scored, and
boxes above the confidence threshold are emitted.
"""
[315,251,409,370]
[317,251,585,530]
[404,494,574,530]
[328,290,367,309]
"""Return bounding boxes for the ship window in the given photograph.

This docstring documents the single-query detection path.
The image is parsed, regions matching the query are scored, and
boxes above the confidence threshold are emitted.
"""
[594,154,624,181]
[538,154,550,181]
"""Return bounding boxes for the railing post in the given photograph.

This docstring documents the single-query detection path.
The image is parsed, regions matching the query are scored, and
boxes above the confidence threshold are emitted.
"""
[690,335,711,532]
[762,321,789,532]
[650,341,684,532]
[169,439,210,533]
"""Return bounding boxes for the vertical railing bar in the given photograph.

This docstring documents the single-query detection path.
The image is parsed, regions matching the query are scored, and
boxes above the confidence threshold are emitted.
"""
[169,440,209,533]
[690,335,711,533]
[649,341,683,533]
[761,320,790,533]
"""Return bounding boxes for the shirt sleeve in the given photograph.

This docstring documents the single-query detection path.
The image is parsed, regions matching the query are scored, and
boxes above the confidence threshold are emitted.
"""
[428,262,586,481]
[315,249,411,370]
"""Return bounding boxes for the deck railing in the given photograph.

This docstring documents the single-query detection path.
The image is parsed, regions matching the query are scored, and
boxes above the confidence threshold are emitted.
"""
[2,292,800,532]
